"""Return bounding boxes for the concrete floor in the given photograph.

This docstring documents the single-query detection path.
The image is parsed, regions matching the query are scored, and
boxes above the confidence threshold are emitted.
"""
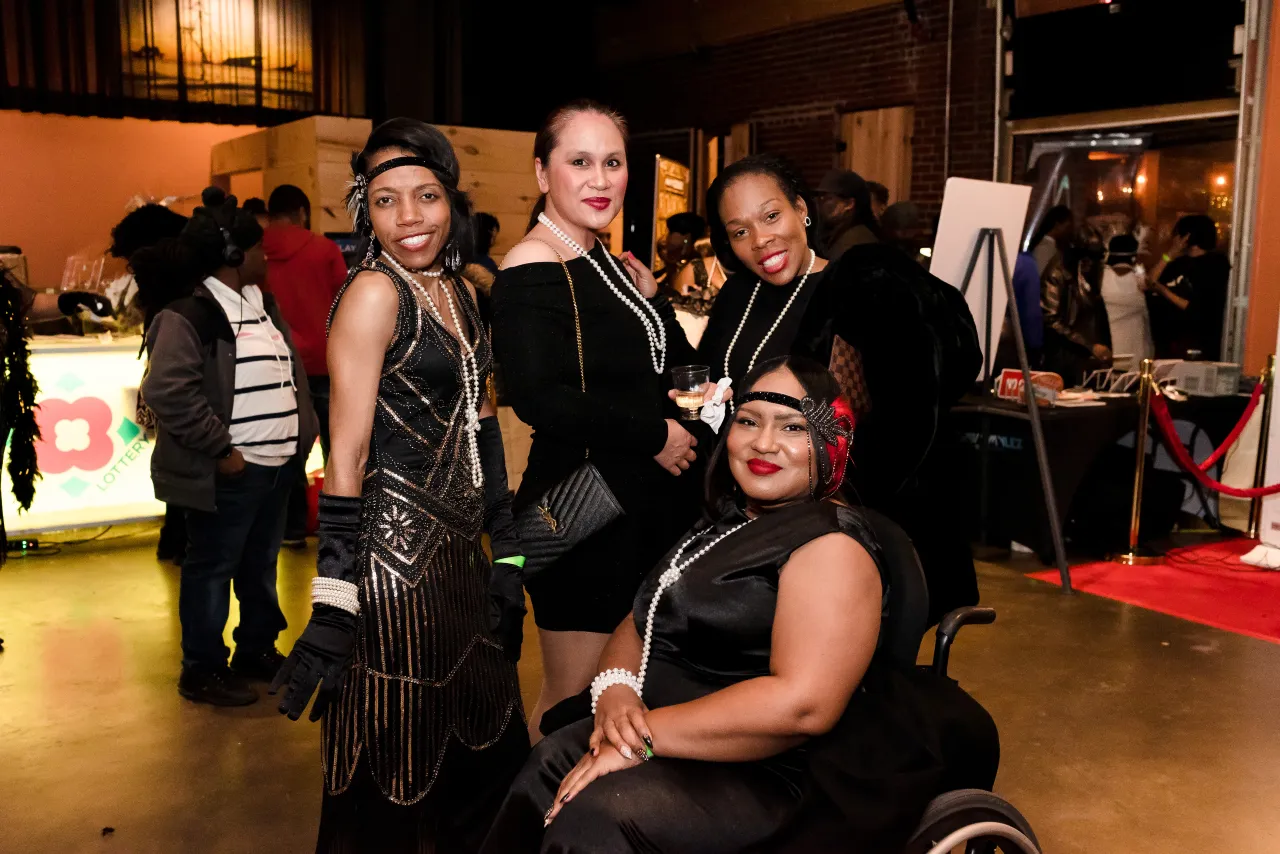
[2,535,1280,852]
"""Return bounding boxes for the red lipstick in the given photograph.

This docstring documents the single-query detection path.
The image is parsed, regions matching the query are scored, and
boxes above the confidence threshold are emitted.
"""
[583,197,611,211]
[747,459,782,475]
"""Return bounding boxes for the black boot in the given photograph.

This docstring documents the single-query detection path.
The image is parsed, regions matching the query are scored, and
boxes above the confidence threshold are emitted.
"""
[178,663,258,706]
[230,647,288,682]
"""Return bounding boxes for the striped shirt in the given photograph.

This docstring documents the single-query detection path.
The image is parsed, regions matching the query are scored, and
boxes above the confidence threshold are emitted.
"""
[204,276,299,466]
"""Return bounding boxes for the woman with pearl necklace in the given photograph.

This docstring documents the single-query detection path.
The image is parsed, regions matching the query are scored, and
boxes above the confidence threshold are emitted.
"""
[492,100,710,743]
[272,118,528,853]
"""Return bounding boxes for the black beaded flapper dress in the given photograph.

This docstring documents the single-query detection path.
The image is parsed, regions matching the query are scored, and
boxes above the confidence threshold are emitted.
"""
[317,262,526,854]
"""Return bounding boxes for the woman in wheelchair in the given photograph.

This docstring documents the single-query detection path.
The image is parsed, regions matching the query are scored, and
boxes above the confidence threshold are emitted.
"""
[481,355,1001,854]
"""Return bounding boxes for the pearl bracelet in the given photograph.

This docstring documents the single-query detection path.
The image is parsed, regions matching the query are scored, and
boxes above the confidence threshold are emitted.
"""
[590,668,643,714]
[312,577,361,616]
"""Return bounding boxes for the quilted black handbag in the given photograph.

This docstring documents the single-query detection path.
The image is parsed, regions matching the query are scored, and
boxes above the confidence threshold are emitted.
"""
[514,250,624,578]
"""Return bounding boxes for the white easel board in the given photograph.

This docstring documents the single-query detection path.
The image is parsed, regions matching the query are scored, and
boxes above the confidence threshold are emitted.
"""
[930,178,1032,378]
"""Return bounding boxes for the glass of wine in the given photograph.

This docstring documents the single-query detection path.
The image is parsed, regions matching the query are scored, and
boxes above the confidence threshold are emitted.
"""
[671,365,710,421]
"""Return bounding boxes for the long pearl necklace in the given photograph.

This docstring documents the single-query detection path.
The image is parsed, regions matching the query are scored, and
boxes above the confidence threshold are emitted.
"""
[380,252,484,488]
[537,212,667,374]
[637,520,751,691]
[721,249,817,381]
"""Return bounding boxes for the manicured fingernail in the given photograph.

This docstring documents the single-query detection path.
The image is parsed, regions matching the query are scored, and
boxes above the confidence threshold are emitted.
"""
[620,745,633,760]
[642,735,653,749]
[643,745,654,760]
[561,794,569,803]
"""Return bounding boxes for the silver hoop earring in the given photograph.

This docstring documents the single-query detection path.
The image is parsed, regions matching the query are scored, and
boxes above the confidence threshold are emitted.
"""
[804,216,812,227]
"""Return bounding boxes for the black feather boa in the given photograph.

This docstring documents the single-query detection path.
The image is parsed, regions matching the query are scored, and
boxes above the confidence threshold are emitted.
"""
[1,272,41,536]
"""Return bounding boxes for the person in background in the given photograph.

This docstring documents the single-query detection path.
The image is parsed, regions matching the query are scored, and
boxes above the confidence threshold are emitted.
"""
[1145,214,1231,361]
[880,201,926,264]
[995,251,1045,372]
[1041,234,1111,385]
[107,203,189,564]
[474,212,502,276]
[465,212,503,298]
[136,188,317,706]
[1029,205,1073,276]
[814,169,877,261]
[868,180,890,220]
[1099,233,1152,370]
[655,212,706,296]
[244,197,269,230]
[262,184,349,545]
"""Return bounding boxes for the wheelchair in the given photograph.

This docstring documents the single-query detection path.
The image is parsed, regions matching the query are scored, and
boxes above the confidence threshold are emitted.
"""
[753,509,1041,854]
[873,509,1041,854]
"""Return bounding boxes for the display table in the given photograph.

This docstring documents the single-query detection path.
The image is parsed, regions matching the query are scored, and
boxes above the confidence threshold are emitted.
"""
[2,336,162,534]
[953,393,1251,563]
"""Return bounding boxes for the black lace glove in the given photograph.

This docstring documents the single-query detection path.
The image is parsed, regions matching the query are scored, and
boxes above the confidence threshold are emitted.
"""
[269,605,357,721]
[479,416,525,661]
[271,493,363,721]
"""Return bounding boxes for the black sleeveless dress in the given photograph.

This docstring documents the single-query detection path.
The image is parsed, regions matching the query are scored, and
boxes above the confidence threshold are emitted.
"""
[316,262,526,853]
[482,500,994,853]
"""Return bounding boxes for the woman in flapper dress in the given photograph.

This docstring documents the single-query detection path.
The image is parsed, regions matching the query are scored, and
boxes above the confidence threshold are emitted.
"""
[272,118,528,853]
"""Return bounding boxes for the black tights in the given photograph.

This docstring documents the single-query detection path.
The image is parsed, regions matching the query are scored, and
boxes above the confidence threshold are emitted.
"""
[481,719,808,854]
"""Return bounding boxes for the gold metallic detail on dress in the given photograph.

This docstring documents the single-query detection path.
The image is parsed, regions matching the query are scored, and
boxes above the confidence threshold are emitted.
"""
[320,268,521,806]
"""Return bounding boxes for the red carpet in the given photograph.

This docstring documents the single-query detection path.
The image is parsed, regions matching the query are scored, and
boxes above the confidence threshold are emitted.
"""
[1029,539,1280,644]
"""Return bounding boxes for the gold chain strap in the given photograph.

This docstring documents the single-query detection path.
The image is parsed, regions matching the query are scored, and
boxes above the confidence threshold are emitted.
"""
[530,239,589,460]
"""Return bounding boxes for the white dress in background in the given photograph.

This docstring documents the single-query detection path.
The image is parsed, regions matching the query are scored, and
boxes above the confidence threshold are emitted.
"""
[1100,264,1153,370]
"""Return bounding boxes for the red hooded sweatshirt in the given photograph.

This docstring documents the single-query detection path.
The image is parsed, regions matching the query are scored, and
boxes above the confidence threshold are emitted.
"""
[262,223,349,376]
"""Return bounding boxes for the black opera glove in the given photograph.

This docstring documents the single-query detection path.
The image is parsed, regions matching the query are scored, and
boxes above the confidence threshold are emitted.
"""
[271,492,363,721]
[479,416,525,661]
[316,493,363,583]
[270,605,357,722]
[479,416,520,561]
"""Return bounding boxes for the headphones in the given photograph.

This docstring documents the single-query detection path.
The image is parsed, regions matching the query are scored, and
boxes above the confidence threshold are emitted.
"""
[220,226,245,268]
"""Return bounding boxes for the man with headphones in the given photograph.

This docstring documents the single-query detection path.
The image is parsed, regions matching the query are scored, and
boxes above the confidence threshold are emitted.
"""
[140,188,318,707]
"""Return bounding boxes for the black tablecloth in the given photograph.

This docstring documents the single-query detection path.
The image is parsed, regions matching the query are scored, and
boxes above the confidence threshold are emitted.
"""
[953,393,1251,563]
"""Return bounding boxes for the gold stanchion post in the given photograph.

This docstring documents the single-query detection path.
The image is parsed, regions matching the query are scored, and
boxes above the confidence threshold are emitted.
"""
[1116,358,1161,565]
[1248,353,1276,539]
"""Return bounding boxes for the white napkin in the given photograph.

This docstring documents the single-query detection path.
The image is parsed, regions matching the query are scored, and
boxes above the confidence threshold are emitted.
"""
[700,378,734,434]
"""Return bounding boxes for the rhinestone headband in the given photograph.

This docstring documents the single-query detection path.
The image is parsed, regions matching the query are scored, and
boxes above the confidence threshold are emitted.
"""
[736,391,851,446]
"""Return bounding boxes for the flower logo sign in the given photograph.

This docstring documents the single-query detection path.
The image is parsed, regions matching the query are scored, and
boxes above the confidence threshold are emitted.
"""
[33,397,115,474]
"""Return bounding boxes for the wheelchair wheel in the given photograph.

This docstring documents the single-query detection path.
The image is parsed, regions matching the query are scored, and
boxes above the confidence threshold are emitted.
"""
[904,789,1041,854]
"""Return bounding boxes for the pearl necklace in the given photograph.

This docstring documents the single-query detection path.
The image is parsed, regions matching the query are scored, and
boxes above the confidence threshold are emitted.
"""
[380,252,484,488]
[537,212,667,374]
[721,249,817,381]
[637,520,751,691]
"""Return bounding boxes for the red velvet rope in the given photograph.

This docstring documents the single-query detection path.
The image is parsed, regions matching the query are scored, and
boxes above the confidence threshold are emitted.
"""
[1149,389,1280,498]
[1196,382,1264,472]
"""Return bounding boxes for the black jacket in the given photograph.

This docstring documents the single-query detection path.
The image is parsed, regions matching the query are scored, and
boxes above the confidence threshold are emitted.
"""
[141,283,317,512]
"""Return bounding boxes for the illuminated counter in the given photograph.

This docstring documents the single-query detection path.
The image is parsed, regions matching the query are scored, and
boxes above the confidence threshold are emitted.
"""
[2,336,162,534]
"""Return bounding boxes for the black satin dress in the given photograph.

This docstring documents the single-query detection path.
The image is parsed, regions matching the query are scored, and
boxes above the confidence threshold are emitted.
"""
[482,501,988,854]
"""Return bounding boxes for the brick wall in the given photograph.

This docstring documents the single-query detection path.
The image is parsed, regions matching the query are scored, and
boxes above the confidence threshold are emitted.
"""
[600,0,998,219]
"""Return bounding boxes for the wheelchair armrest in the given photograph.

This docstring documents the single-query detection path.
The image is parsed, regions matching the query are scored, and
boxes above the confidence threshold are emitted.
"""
[932,606,997,677]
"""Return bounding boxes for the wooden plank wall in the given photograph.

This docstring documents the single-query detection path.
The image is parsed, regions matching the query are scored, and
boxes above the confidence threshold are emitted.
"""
[437,124,539,258]
[839,106,914,207]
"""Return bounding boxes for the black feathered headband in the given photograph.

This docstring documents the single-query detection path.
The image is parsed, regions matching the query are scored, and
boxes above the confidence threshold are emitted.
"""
[345,155,453,236]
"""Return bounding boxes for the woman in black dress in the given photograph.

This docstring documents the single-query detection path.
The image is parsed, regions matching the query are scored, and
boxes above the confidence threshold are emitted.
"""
[272,118,528,853]
[492,100,704,740]
[698,155,983,625]
[481,357,990,853]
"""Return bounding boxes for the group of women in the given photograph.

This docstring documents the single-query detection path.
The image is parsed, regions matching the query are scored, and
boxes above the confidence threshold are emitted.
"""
[271,100,988,853]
